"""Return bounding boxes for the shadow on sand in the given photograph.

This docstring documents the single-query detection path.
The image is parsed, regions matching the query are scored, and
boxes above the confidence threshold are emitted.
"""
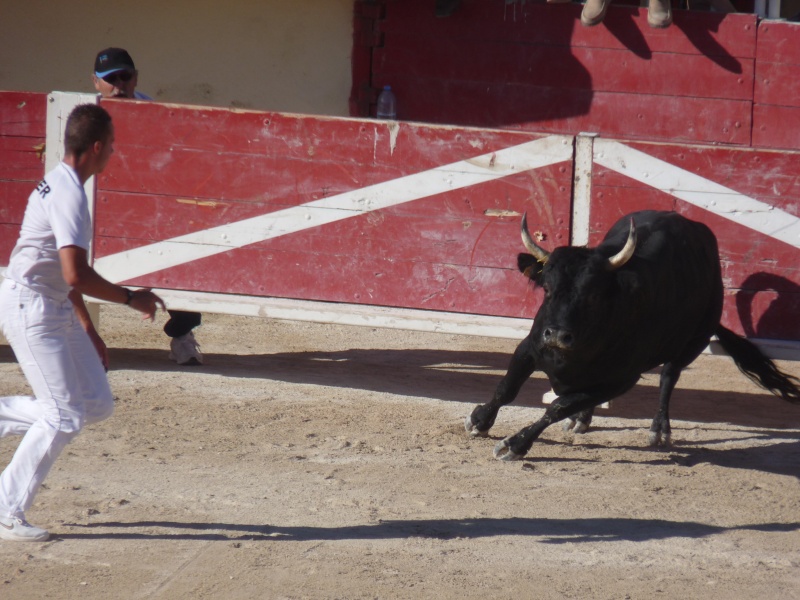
[57,516,799,543]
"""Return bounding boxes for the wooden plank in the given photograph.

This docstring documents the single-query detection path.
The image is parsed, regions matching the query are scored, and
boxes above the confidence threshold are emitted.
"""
[752,104,800,150]
[754,62,800,108]
[379,1,756,59]
[382,75,751,144]
[99,100,560,195]
[95,158,570,243]
[97,231,540,319]
[0,91,47,138]
[95,190,567,268]
[374,34,754,100]
[0,182,33,222]
[756,20,800,65]
[0,91,47,268]
[0,138,45,180]
[92,288,535,340]
[753,21,800,150]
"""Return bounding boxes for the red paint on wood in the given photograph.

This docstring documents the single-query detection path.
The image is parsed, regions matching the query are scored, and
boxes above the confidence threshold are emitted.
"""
[374,34,753,100]
[756,20,800,66]
[754,62,800,108]
[0,91,46,264]
[752,104,800,151]
[0,91,47,138]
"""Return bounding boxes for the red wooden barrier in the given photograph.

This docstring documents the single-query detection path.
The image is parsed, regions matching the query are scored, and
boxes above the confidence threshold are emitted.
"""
[84,99,797,344]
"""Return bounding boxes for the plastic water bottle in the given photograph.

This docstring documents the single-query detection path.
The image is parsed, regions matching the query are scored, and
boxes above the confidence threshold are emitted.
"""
[376,85,397,120]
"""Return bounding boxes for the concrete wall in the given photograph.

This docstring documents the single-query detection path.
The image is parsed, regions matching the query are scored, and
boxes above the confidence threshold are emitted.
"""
[0,0,353,115]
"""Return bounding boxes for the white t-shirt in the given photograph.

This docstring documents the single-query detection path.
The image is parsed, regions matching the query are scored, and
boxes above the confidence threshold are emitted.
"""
[4,162,92,301]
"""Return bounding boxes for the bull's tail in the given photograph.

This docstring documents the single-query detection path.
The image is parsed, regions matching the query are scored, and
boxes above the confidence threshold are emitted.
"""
[715,325,800,403]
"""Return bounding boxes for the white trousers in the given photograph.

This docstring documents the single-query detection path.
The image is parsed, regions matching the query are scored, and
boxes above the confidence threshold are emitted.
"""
[0,278,114,518]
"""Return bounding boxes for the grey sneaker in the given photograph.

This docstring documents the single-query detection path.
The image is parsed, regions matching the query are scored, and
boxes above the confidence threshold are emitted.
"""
[0,516,50,542]
[648,0,672,28]
[581,0,613,26]
[169,331,203,366]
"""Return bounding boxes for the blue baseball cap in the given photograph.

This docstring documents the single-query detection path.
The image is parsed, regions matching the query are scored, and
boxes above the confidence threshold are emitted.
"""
[94,47,136,78]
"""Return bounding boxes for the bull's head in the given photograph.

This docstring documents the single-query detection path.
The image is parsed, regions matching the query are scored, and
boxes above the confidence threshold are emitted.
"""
[518,213,639,356]
[518,213,637,280]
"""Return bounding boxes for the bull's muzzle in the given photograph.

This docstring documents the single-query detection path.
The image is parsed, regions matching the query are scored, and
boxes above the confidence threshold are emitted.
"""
[543,327,574,350]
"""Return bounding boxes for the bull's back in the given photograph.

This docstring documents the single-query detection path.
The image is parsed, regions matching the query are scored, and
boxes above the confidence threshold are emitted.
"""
[605,211,724,370]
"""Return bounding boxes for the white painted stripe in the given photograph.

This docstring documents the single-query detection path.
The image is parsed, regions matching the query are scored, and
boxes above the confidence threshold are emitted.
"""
[94,135,573,283]
[594,140,800,250]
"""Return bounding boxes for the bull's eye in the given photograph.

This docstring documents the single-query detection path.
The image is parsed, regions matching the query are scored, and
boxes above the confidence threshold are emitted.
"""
[541,284,551,297]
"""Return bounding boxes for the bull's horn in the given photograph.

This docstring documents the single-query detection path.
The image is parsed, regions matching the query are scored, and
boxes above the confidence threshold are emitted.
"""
[607,218,637,270]
[520,212,550,264]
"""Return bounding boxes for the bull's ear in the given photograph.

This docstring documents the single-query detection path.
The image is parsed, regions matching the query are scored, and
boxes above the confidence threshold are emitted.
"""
[518,253,544,282]
[617,270,641,295]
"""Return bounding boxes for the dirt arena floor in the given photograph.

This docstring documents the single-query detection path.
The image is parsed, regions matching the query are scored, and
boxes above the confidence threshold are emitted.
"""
[1,304,799,599]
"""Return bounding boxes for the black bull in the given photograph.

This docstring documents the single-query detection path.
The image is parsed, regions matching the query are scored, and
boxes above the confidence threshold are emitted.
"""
[465,210,800,461]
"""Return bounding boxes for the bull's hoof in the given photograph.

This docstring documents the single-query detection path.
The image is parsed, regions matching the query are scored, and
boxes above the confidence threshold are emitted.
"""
[573,421,590,434]
[648,431,672,447]
[562,418,590,434]
[493,438,524,461]
[464,415,489,437]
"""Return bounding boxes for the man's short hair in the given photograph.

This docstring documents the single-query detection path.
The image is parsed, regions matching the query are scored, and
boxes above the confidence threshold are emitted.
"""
[64,104,113,158]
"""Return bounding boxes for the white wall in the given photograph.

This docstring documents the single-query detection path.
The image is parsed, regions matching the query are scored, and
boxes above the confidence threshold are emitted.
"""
[0,0,354,115]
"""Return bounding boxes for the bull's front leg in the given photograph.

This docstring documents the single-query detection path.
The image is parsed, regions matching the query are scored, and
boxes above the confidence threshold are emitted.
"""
[494,379,637,461]
[465,339,535,437]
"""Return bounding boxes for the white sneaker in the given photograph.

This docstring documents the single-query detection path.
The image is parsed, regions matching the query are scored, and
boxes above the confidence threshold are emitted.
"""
[169,331,203,366]
[0,516,50,542]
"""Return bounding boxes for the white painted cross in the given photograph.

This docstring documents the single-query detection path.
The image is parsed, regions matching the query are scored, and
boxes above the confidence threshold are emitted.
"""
[94,134,574,282]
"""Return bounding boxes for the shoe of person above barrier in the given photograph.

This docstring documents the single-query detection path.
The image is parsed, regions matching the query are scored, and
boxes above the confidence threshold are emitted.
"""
[647,0,672,28]
[169,331,203,366]
[0,515,50,542]
[581,0,613,26]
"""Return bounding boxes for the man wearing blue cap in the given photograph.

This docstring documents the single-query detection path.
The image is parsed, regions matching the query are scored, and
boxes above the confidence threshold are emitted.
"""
[92,47,152,101]
[91,48,203,366]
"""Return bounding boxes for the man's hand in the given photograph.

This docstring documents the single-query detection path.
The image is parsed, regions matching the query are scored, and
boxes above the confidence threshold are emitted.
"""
[127,288,167,321]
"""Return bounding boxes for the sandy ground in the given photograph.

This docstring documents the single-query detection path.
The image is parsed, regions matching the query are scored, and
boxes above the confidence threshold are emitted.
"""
[1,304,799,599]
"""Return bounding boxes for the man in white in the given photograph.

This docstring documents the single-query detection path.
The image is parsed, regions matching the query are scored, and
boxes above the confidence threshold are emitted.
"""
[0,104,165,541]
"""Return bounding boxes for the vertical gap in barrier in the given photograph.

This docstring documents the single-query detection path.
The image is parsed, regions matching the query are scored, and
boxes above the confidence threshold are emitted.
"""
[46,92,102,329]
[349,1,384,117]
[571,132,597,248]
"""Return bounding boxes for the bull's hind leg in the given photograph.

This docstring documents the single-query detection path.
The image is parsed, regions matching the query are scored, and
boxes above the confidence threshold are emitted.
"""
[649,362,681,446]
[650,333,711,446]
[465,339,535,437]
